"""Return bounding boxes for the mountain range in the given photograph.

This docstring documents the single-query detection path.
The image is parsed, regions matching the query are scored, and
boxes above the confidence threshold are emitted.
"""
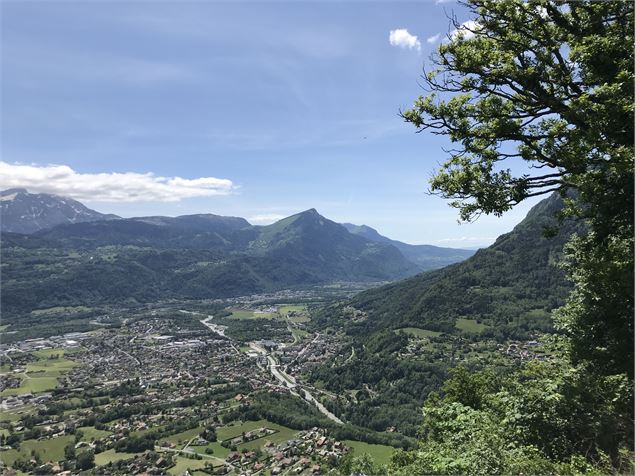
[0,188,119,234]
[0,189,475,315]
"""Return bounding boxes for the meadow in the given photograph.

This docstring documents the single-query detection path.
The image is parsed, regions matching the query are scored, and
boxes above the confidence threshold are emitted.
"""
[343,440,396,466]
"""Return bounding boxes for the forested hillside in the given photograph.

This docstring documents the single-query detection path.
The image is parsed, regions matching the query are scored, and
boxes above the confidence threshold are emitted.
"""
[314,193,577,340]
[1,209,422,316]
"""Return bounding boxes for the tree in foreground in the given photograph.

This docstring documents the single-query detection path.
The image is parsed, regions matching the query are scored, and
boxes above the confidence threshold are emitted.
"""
[402,0,633,375]
[371,0,633,474]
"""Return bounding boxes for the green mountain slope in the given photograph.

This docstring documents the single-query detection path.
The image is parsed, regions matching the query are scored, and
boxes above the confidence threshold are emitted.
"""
[319,194,578,339]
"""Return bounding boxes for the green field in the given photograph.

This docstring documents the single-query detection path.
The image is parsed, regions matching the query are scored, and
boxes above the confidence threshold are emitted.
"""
[343,440,396,466]
[455,318,489,333]
[31,348,69,358]
[278,304,307,315]
[160,426,204,447]
[0,435,75,466]
[229,309,277,320]
[216,419,297,444]
[0,375,59,396]
[190,440,231,459]
[27,358,78,377]
[78,426,112,441]
[0,349,79,396]
[395,327,442,338]
[94,449,138,466]
[167,455,215,475]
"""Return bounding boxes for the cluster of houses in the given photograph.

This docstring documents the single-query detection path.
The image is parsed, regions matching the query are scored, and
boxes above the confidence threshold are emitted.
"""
[498,339,548,361]
[220,427,350,475]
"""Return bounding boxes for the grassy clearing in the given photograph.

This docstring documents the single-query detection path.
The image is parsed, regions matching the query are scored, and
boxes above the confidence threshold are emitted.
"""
[167,455,212,475]
[229,309,276,320]
[343,440,396,466]
[238,423,297,450]
[27,359,78,377]
[1,435,75,466]
[1,349,79,396]
[214,419,298,451]
[94,449,139,466]
[278,305,307,315]
[160,427,204,448]
[455,318,489,333]
[0,324,9,332]
[190,441,231,459]
[78,426,112,441]
[395,327,442,338]
[0,376,59,396]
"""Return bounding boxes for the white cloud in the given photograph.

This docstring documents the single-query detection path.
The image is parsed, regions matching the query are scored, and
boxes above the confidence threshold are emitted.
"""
[426,33,441,44]
[449,20,481,41]
[435,0,454,4]
[0,162,235,202]
[248,214,286,225]
[389,29,421,51]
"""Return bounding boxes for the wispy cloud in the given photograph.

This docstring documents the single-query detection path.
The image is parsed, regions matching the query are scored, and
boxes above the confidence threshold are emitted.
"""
[426,33,441,44]
[449,20,481,41]
[389,29,421,52]
[0,162,235,202]
[435,0,454,4]
[4,39,196,86]
[248,214,286,225]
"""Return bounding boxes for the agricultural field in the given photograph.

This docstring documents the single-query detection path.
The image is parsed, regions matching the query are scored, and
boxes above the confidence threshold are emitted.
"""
[78,426,112,442]
[237,422,298,451]
[189,440,231,459]
[455,318,489,333]
[0,435,74,467]
[278,304,307,315]
[229,309,277,320]
[0,375,59,396]
[343,440,396,466]
[167,455,213,475]
[0,348,79,396]
[94,449,139,466]
[159,426,204,448]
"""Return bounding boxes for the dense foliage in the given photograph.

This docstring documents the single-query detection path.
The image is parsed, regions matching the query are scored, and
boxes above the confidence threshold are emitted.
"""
[340,0,635,474]
[384,357,633,475]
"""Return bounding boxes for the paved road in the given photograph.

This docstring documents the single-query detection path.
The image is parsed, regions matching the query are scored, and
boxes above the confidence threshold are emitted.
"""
[249,342,343,425]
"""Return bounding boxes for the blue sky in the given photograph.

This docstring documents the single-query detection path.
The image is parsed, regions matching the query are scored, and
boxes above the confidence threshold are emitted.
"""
[1,0,542,247]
